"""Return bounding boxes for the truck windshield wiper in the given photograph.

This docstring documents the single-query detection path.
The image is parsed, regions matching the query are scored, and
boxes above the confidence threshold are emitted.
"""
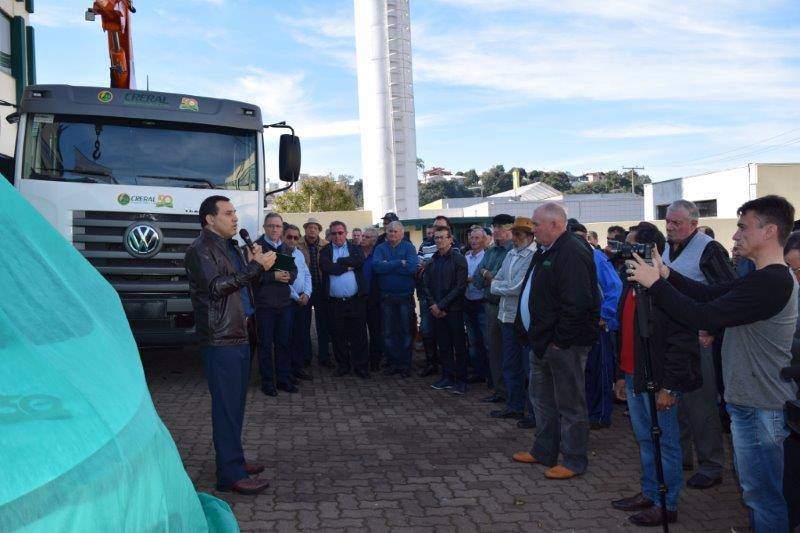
[37,167,117,184]
[136,174,216,189]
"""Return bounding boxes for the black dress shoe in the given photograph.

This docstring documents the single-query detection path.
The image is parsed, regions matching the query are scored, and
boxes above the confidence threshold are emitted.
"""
[628,506,677,526]
[261,385,277,397]
[399,369,411,378]
[294,370,313,381]
[417,364,438,377]
[611,492,654,511]
[466,374,484,384]
[490,409,523,419]
[481,394,506,403]
[354,370,370,379]
[686,473,722,489]
[516,418,536,429]
[590,421,611,430]
[277,382,298,393]
[319,360,335,369]
[217,477,270,495]
[334,368,351,377]
[369,360,381,372]
[382,366,400,375]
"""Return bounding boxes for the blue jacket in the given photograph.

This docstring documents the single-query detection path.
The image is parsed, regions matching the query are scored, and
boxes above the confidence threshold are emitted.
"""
[372,240,418,296]
[593,248,622,331]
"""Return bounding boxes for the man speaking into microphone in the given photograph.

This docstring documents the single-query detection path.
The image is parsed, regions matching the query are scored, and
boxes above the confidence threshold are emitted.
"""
[185,195,276,495]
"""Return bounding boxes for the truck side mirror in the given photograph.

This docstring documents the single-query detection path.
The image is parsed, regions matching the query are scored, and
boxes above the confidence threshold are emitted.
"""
[278,134,301,183]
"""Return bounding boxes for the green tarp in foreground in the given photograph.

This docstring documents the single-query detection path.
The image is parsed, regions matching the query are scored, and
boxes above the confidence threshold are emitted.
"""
[0,178,238,532]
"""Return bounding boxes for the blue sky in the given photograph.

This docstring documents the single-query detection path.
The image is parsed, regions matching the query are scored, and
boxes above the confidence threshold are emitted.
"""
[32,0,800,184]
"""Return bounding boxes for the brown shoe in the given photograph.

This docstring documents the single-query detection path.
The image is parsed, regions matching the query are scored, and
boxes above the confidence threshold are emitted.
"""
[611,492,654,511]
[628,506,677,527]
[512,451,539,464]
[244,463,265,476]
[217,477,270,495]
[544,465,579,479]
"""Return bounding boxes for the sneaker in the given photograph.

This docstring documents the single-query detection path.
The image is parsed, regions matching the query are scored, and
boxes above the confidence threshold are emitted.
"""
[452,382,467,395]
[431,378,455,390]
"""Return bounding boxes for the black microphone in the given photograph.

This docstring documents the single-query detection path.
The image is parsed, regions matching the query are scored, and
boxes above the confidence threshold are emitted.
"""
[780,365,800,382]
[239,228,255,252]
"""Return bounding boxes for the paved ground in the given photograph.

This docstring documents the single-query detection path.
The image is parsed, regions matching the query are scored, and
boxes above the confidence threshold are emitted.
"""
[143,347,748,532]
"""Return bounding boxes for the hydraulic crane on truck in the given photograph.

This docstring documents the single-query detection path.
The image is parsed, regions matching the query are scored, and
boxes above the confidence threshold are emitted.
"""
[86,0,136,89]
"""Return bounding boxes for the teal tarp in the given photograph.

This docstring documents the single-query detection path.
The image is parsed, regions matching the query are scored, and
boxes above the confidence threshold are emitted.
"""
[0,178,238,532]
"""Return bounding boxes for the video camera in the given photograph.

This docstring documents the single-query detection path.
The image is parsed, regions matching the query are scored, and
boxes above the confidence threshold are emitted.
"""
[607,240,654,262]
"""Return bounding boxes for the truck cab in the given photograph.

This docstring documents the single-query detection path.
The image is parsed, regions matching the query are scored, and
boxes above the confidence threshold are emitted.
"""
[11,84,294,345]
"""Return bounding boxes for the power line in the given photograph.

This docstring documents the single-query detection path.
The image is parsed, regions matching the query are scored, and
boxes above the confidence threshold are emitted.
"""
[657,126,800,168]
[622,166,644,194]
[658,135,800,169]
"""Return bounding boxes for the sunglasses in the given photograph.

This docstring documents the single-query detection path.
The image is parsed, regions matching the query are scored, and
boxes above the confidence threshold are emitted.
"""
[284,235,300,241]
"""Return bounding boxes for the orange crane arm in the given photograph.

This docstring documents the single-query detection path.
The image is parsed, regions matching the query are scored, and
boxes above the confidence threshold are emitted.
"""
[87,0,136,89]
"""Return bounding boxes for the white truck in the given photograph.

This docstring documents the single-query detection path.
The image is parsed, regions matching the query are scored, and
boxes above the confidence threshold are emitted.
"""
[9,84,300,344]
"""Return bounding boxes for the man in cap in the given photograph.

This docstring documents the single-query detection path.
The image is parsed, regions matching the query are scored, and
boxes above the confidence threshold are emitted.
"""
[376,212,400,246]
[298,217,332,368]
[473,214,516,404]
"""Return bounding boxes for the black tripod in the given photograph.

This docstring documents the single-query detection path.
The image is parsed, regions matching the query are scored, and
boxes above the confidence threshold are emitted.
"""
[633,284,670,533]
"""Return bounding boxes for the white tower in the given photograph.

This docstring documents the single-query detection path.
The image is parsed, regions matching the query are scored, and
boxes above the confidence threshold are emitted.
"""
[354,0,419,222]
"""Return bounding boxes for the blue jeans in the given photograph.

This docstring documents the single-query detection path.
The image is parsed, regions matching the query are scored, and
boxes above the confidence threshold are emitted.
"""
[256,306,293,387]
[727,403,789,533]
[585,329,615,425]
[501,322,531,413]
[419,296,435,340]
[381,294,414,370]
[463,299,488,379]
[290,303,309,375]
[625,374,683,511]
[201,344,250,487]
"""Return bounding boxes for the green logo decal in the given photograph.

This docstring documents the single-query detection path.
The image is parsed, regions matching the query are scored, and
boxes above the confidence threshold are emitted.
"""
[117,193,130,205]
[155,194,174,208]
[179,97,199,112]
[98,90,113,103]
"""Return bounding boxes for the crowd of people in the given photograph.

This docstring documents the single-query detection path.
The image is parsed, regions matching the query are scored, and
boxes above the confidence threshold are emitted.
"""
[185,194,799,532]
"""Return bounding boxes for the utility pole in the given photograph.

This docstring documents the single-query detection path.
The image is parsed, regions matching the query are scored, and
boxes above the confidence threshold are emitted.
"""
[622,166,644,194]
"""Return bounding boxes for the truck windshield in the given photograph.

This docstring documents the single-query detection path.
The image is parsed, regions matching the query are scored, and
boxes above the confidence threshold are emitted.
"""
[21,114,258,190]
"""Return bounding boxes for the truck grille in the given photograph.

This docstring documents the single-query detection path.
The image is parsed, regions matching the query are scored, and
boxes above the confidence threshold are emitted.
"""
[72,210,200,293]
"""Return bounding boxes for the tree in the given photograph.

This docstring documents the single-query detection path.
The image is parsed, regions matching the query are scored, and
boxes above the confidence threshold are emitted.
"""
[273,176,357,212]
[539,171,572,192]
[418,179,475,206]
[350,179,363,207]
[416,157,425,172]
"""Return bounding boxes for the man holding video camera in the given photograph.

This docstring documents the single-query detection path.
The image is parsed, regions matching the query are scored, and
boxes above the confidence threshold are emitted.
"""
[628,195,798,533]
[610,222,701,526]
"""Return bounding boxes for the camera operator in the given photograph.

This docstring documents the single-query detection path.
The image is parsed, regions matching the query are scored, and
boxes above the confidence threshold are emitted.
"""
[610,222,700,526]
[627,195,798,533]
[783,230,800,530]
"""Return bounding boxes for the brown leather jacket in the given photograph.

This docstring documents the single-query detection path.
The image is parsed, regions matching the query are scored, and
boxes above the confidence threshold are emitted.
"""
[184,229,262,346]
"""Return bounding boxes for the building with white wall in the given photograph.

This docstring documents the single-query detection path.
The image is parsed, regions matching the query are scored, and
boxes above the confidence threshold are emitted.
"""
[644,163,800,220]
[0,0,34,163]
[354,0,419,222]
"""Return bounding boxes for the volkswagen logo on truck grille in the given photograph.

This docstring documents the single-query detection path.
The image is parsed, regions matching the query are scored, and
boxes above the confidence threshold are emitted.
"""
[123,223,163,258]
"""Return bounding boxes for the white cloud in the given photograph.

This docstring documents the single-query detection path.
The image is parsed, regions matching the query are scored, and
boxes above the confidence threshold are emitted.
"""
[209,67,360,140]
[416,0,800,102]
[581,124,716,139]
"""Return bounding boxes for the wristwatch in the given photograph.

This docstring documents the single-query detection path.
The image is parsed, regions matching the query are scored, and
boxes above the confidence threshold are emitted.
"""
[663,389,678,397]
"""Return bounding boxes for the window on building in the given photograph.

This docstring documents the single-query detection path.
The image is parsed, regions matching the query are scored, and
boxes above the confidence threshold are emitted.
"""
[0,14,10,75]
[656,200,717,220]
[695,199,717,217]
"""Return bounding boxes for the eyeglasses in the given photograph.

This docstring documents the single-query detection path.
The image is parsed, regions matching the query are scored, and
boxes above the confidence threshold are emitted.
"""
[330,231,345,235]
[284,235,299,241]
[433,235,450,241]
